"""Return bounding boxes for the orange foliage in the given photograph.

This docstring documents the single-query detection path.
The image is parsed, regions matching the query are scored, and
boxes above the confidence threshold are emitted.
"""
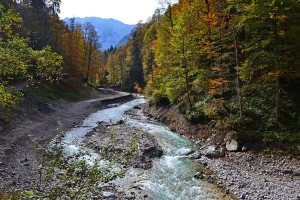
[133,83,144,94]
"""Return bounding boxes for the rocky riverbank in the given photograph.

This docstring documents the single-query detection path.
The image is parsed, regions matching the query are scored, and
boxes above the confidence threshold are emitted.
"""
[144,104,300,200]
[86,122,163,170]
[0,89,133,190]
[83,110,164,199]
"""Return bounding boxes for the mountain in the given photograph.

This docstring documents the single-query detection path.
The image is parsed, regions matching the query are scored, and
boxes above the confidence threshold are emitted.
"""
[116,33,132,47]
[64,17,135,50]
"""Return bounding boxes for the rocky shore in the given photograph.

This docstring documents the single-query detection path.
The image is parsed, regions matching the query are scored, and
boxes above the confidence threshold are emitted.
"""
[85,119,164,171]
[144,104,300,200]
[0,89,133,190]
[81,106,164,199]
[1,93,298,199]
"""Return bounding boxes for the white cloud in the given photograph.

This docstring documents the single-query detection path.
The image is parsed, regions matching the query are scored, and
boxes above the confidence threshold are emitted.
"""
[59,0,161,24]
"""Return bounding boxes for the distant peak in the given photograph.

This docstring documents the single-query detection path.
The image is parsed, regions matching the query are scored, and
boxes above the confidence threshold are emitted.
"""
[63,17,135,50]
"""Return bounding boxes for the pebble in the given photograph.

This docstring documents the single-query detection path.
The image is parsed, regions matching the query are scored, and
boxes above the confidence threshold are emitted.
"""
[102,191,116,199]
[194,172,204,179]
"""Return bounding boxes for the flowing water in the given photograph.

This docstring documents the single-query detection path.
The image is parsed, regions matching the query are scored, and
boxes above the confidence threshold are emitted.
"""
[62,97,229,200]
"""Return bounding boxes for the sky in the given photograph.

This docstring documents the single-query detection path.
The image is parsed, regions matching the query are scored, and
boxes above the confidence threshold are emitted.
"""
[59,0,161,25]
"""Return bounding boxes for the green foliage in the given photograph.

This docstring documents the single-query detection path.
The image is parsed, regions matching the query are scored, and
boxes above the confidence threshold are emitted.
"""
[0,84,20,126]
[32,46,63,83]
[0,4,21,39]
[0,84,21,106]
[130,0,300,145]
[0,3,64,122]
[0,5,31,80]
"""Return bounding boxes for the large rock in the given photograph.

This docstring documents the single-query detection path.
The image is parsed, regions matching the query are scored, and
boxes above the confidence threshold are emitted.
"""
[201,145,225,159]
[143,146,163,158]
[226,139,239,152]
[133,145,164,169]
[188,151,202,159]
[102,191,116,199]
[194,172,204,179]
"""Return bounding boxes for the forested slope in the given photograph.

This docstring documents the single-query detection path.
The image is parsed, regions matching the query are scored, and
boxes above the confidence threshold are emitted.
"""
[106,0,300,146]
[0,0,110,126]
[0,0,299,150]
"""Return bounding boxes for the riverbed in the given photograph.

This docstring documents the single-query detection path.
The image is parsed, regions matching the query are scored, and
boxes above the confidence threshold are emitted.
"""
[62,97,231,199]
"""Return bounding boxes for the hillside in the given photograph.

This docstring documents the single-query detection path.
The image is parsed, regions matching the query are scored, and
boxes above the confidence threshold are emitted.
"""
[64,17,135,49]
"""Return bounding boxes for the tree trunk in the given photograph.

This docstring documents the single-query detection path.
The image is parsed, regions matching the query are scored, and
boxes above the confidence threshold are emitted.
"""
[275,77,280,123]
[44,9,47,46]
[86,43,92,85]
[182,37,192,109]
[235,41,243,122]
[274,11,280,124]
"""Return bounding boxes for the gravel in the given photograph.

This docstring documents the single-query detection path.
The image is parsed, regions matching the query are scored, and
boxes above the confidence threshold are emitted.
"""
[198,152,300,200]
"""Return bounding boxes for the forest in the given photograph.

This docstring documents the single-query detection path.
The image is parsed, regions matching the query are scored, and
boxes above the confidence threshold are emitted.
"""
[103,0,300,145]
[0,0,299,199]
[1,0,299,145]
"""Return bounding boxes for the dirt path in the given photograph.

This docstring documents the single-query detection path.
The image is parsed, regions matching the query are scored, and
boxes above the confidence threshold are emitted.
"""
[0,89,133,189]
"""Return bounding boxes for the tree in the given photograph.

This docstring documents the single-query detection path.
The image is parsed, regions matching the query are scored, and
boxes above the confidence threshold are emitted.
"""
[127,24,145,89]
[237,0,299,127]
[83,22,100,85]
[0,3,63,123]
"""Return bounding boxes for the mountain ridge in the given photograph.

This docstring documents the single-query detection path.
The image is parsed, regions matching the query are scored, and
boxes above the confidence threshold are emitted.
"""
[63,17,135,50]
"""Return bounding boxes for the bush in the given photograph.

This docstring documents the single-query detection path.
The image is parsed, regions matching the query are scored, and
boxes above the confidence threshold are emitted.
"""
[149,91,170,107]
[0,84,21,124]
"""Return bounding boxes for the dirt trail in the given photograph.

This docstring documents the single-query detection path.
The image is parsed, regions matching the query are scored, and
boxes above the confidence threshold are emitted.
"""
[0,89,132,189]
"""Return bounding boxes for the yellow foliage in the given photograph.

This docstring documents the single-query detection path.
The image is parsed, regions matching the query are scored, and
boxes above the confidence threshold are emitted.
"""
[133,83,143,94]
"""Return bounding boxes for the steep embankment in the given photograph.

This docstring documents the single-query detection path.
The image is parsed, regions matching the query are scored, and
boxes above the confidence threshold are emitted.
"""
[144,105,300,200]
[0,89,133,189]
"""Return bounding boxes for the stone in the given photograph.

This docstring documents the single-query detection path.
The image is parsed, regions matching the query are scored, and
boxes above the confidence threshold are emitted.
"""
[21,158,29,163]
[242,146,247,151]
[134,105,141,109]
[170,127,176,132]
[185,150,195,156]
[124,191,135,199]
[118,119,125,124]
[201,145,225,158]
[102,191,116,199]
[225,139,239,152]
[188,151,202,159]
[107,104,119,108]
[194,172,204,179]
[240,194,247,199]
[142,146,163,158]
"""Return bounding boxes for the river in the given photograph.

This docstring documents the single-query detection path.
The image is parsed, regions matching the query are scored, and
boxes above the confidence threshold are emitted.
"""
[62,97,230,200]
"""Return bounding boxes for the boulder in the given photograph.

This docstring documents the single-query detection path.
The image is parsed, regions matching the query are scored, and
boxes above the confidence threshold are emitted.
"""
[184,149,195,156]
[143,146,163,158]
[134,105,141,109]
[188,151,202,159]
[226,139,239,152]
[194,172,204,179]
[102,191,116,199]
[198,156,209,166]
[201,145,225,158]
[107,104,119,108]
[124,191,135,199]
[118,119,125,125]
